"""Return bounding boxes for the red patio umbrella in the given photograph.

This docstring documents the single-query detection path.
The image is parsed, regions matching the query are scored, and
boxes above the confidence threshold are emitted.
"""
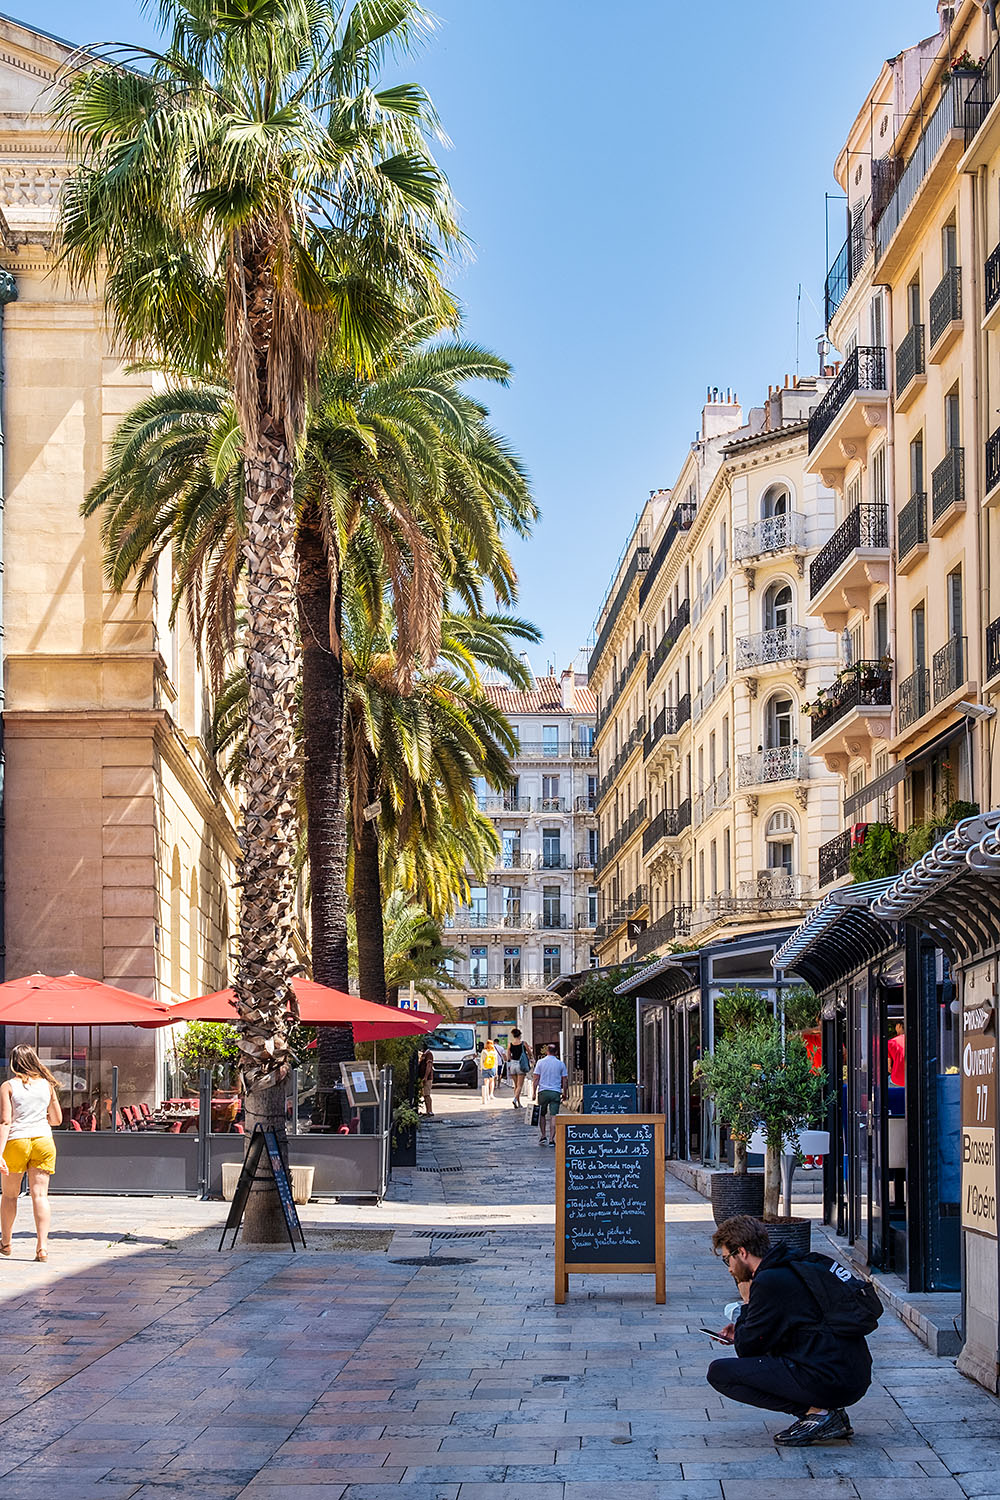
[0,972,172,1026]
[152,978,441,1041]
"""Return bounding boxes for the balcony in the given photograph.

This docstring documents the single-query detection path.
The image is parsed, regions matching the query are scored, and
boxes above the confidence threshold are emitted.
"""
[478,795,531,814]
[538,797,568,813]
[806,347,887,486]
[986,424,1000,504]
[693,766,731,828]
[589,543,650,678]
[896,492,928,574]
[986,241,1000,328]
[575,849,596,869]
[698,874,812,929]
[575,794,597,813]
[491,851,535,872]
[963,38,1000,149]
[643,693,691,762]
[572,739,596,759]
[595,799,648,873]
[691,553,728,627]
[642,799,692,859]
[897,666,930,732]
[516,739,591,760]
[594,635,646,737]
[539,853,568,870]
[540,913,570,931]
[818,829,852,888]
[933,634,966,705]
[736,746,807,789]
[930,447,965,534]
[929,266,962,359]
[808,503,890,630]
[824,196,872,329]
[634,905,692,959]
[646,600,689,686]
[876,77,968,279]
[894,323,925,411]
[733,510,807,563]
[639,501,697,608]
[808,661,892,772]
[734,625,806,673]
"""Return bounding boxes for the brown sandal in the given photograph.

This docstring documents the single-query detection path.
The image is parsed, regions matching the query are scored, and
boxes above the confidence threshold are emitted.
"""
[34,1249,47,1262]
[0,1243,10,1256]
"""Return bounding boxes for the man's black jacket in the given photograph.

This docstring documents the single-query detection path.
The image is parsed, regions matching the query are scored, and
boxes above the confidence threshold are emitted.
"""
[733,1242,872,1400]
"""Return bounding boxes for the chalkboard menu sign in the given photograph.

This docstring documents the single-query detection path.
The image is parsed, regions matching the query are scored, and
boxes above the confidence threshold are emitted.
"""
[582,1083,638,1114]
[219,1124,307,1252]
[555,1114,665,1303]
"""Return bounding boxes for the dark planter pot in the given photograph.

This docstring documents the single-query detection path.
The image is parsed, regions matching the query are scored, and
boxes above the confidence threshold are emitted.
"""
[710,1171,765,1226]
[390,1126,417,1168]
[762,1216,812,1256]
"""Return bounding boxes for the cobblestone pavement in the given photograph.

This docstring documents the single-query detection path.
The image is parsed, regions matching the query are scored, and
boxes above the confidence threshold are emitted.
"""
[0,1085,997,1499]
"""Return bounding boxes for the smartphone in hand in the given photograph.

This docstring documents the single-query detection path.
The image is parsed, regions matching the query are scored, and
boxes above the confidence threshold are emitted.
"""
[699,1327,734,1343]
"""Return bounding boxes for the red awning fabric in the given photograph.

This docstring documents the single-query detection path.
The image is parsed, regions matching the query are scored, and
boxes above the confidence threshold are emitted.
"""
[153,979,441,1041]
[0,973,172,1026]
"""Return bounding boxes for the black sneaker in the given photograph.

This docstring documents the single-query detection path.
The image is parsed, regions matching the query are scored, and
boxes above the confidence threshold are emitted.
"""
[774,1409,852,1446]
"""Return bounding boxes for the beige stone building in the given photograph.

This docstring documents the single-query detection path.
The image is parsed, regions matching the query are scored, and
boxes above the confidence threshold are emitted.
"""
[591,382,842,968]
[0,17,238,1108]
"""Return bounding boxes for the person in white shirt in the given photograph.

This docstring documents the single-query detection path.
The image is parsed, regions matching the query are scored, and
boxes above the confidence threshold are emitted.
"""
[532,1044,568,1146]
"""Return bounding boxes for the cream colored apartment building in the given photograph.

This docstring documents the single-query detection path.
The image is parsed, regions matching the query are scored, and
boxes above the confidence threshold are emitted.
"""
[592,383,843,967]
[0,17,238,1105]
[812,0,1000,884]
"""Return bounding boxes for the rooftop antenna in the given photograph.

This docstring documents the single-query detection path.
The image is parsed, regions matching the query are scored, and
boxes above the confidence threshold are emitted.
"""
[817,333,829,375]
[795,283,801,376]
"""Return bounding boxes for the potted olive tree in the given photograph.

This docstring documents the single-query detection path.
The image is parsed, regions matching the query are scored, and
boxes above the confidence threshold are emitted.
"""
[752,1022,827,1253]
[695,1025,766,1224]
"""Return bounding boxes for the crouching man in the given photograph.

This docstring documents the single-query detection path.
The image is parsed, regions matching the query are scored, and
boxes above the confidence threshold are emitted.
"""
[706,1215,877,1447]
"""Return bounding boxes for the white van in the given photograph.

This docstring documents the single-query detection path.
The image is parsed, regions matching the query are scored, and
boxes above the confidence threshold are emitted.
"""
[427,1023,479,1089]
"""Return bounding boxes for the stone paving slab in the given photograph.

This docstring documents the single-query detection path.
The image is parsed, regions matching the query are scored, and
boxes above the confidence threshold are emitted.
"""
[0,1087,997,1496]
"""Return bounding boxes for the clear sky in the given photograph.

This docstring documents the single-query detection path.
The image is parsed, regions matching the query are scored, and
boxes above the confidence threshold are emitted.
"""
[31,0,934,673]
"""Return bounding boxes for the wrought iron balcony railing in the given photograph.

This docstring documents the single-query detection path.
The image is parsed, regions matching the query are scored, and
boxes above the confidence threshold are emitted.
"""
[736,746,806,789]
[895,322,924,398]
[877,79,967,261]
[987,242,1000,320]
[898,666,930,731]
[807,346,885,452]
[643,694,691,758]
[931,447,965,524]
[733,511,807,561]
[810,504,888,599]
[693,767,731,828]
[575,794,597,812]
[646,600,690,685]
[540,853,568,869]
[988,615,1000,683]
[588,544,649,677]
[987,424,1000,496]
[538,797,568,813]
[929,266,962,347]
[933,635,965,704]
[818,829,852,887]
[633,905,692,959]
[964,37,1000,145]
[897,491,927,562]
[638,501,697,608]
[824,197,873,327]
[575,850,596,868]
[478,795,531,813]
[809,662,891,741]
[734,625,806,671]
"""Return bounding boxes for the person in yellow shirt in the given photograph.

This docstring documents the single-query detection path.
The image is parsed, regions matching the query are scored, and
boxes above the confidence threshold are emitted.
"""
[480,1039,499,1104]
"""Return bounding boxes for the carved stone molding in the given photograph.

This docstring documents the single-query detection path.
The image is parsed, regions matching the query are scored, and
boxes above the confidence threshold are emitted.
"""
[744,794,759,817]
[794,785,809,810]
[864,560,890,585]
[795,554,805,578]
[819,470,841,492]
[794,666,807,690]
[745,675,758,700]
[839,439,859,463]
[743,566,756,592]
[861,403,887,430]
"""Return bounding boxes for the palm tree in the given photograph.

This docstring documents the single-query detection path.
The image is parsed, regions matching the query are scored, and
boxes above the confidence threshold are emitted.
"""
[349,892,458,1010]
[58,0,458,1238]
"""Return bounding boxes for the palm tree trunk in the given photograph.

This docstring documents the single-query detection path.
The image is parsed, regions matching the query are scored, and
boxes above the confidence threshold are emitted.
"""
[354,745,388,1007]
[297,508,353,1126]
[236,447,301,1243]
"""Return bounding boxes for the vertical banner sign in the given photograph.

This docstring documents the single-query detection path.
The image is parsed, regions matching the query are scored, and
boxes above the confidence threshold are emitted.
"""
[555,1114,665,1304]
[961,1004,997,1237]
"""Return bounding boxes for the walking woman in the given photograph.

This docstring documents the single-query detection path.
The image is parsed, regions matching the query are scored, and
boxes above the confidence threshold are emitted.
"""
[0,1045,62,1261]
[507,1028,532,1110]
[418,1045,435,1117]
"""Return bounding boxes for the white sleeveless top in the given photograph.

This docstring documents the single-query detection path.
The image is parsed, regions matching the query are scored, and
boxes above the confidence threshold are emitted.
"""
[7,1076,53,1139]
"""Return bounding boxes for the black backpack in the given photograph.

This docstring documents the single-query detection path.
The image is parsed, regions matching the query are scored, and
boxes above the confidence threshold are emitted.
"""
[786,1251,883,1338]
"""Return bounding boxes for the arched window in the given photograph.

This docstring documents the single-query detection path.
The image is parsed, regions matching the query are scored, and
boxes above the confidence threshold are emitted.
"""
[764,693,794,749]
[763,581,793,634]
[762,484,790,518]
[765,809,796,875]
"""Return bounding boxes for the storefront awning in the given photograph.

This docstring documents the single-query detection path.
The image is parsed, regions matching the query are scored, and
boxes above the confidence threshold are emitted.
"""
[770,879,900,992]
[613,953,700,1001]
[870,812,1000,965]
[843,763,906,819]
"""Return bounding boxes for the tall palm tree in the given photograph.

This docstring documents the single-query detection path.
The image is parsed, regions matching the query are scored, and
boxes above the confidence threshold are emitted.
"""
[58,0,458,1238]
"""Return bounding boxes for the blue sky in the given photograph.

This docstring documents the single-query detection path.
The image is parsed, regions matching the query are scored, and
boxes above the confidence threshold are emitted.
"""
[33,0,933,672]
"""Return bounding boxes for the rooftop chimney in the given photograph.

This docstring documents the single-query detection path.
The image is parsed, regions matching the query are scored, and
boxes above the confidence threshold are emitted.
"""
[519,651,534,690]
[560,669,575,711]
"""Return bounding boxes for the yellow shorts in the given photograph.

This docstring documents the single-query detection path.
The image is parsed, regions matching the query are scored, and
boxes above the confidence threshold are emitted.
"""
[3,1136,56,1176]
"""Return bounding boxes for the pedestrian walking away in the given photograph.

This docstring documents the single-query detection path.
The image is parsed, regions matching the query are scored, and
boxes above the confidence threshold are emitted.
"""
[532,1042,567,1144]
[418,1045,434,1117]
[480,1038,499,1104]
[0,1044,63,1262]
[705,1214,877,1446]
[507,1027,532,1109]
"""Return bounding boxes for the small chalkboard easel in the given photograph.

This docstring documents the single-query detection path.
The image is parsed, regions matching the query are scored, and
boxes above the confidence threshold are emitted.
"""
[218,1124,307,1252]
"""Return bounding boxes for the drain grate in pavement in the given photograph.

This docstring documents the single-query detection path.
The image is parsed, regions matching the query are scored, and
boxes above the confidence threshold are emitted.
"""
[415,1164,464,1172]
[394,1255,478,1266]
[411,1229,488,1240]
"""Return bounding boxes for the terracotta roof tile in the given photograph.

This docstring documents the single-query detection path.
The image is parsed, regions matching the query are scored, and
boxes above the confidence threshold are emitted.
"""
[484,676,596,716]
